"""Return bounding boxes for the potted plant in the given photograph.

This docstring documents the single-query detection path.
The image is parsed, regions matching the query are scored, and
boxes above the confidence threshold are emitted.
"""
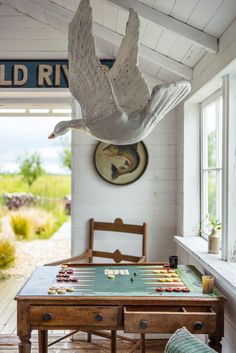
[205,215,222,254]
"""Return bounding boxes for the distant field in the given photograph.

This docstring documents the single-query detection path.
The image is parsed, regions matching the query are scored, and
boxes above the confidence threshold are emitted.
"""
[0,174,71,199]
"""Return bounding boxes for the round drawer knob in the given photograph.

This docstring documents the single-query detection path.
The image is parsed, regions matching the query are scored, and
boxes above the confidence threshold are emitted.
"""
[42,313,53,321]
[95,313,103,322]
[139,320,149,329]
[193,321,204,330]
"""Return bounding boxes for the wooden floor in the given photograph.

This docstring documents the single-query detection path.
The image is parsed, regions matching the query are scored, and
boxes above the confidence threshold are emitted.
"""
[0,335,167,352]
[0,278,24,335]
[0,279,66,336]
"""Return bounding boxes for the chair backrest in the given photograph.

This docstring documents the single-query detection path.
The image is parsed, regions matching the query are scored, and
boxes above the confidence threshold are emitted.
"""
[89,218,147,263]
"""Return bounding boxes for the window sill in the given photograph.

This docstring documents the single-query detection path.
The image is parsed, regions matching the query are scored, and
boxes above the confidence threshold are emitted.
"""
[175,236,236,293]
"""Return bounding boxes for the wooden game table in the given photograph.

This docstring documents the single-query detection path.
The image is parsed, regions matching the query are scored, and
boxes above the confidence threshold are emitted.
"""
[15,263,226,353]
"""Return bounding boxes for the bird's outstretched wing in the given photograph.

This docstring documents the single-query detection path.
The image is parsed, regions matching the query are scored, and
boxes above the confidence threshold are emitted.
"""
[108,9,150,113]
[68,0,120,122]
[143,81,191,119]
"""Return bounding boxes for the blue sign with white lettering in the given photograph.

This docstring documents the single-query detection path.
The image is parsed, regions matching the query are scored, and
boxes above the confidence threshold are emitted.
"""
[0,60,114,88]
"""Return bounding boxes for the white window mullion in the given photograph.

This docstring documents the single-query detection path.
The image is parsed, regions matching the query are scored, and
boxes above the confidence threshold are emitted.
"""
[200,89,222,240]
[222,74,236,261]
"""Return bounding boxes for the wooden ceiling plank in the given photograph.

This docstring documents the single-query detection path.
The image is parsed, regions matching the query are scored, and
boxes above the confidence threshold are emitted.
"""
[103,2,119,31]
[108,0,218,53]
[4,0,192,79]
[187,0,224,30]
[0,16,48,28]
[0,51,68,59]
[20,0,49,23]
[0,27,66,40]
[0,4,24,16]
[153,0,176,15]
[203,0,236,37]
[93,22,192,79]
[1,0,49,25]
[141,23,162,49]
[90,0,104,25]
[0,39,68,51]
[170,0,199,23]
[116,8,128,35]
[155,30,177,56]
[182,45,206,67]
[139,0,155,7]
[139,56,160,76]
[167,37,192,62]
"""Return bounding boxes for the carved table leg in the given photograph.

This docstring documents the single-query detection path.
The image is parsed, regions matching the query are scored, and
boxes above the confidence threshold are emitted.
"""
[17,302,31,353]
[38,330,48,353]
[140,333,145,353]
[18,335,31,353]
[111,330,117,353]
[208,335,222,353]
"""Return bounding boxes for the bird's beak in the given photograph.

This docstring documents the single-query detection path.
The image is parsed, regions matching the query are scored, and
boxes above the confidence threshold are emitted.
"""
[48,133,55,139]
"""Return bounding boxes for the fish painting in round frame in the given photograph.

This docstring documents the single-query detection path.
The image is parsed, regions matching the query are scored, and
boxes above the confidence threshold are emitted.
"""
[94,141,148,185]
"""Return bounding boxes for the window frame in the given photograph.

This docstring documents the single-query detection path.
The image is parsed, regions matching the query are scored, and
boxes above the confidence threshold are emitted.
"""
[200,89,223,240]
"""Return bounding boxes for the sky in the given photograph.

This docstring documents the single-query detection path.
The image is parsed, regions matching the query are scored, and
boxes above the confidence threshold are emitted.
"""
[0,116,71,175]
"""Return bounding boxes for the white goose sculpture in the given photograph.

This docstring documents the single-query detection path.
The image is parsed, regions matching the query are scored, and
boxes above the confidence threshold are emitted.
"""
[48,0,191,144]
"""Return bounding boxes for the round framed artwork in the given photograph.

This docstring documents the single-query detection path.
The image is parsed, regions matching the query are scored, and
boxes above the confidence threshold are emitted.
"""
[94,141,148,185]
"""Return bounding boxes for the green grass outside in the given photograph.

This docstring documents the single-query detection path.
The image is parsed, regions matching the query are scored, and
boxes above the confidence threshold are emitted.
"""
[0,173,70,242]
[0,174,70,198]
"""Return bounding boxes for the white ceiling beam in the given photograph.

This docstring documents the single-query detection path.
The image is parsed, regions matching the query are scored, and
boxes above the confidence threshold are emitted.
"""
[3,0,192,79]
[108,0,218,54]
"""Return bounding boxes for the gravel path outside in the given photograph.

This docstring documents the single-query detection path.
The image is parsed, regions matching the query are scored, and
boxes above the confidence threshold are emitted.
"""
[1,220,71,279]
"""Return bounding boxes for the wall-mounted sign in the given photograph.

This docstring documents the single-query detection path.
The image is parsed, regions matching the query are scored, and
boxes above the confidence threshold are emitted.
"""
[0,59,114,89]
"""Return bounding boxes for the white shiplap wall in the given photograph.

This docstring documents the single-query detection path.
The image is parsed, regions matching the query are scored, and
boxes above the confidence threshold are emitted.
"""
[176,103,184,235]
[71,103,177,261]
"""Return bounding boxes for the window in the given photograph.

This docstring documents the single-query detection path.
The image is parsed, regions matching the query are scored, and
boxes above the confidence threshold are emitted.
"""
[200,91,222,238]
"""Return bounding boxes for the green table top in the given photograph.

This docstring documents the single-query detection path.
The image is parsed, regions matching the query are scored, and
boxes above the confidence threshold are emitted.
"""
[17,264,224,299]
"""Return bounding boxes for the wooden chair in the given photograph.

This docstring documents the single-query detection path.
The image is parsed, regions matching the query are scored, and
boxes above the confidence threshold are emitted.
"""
[46,217,147,266]
[44,218,147,353]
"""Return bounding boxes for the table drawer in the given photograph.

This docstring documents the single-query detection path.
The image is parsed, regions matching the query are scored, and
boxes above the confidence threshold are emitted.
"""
[30,306,119,327]
[124,306,216,334]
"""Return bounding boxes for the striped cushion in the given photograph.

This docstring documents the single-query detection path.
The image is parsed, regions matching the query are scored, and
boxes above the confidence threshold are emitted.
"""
[165,328,215,353]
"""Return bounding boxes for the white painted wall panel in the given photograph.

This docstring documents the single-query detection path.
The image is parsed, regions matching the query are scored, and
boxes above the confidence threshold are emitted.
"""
[71,106,177,262]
